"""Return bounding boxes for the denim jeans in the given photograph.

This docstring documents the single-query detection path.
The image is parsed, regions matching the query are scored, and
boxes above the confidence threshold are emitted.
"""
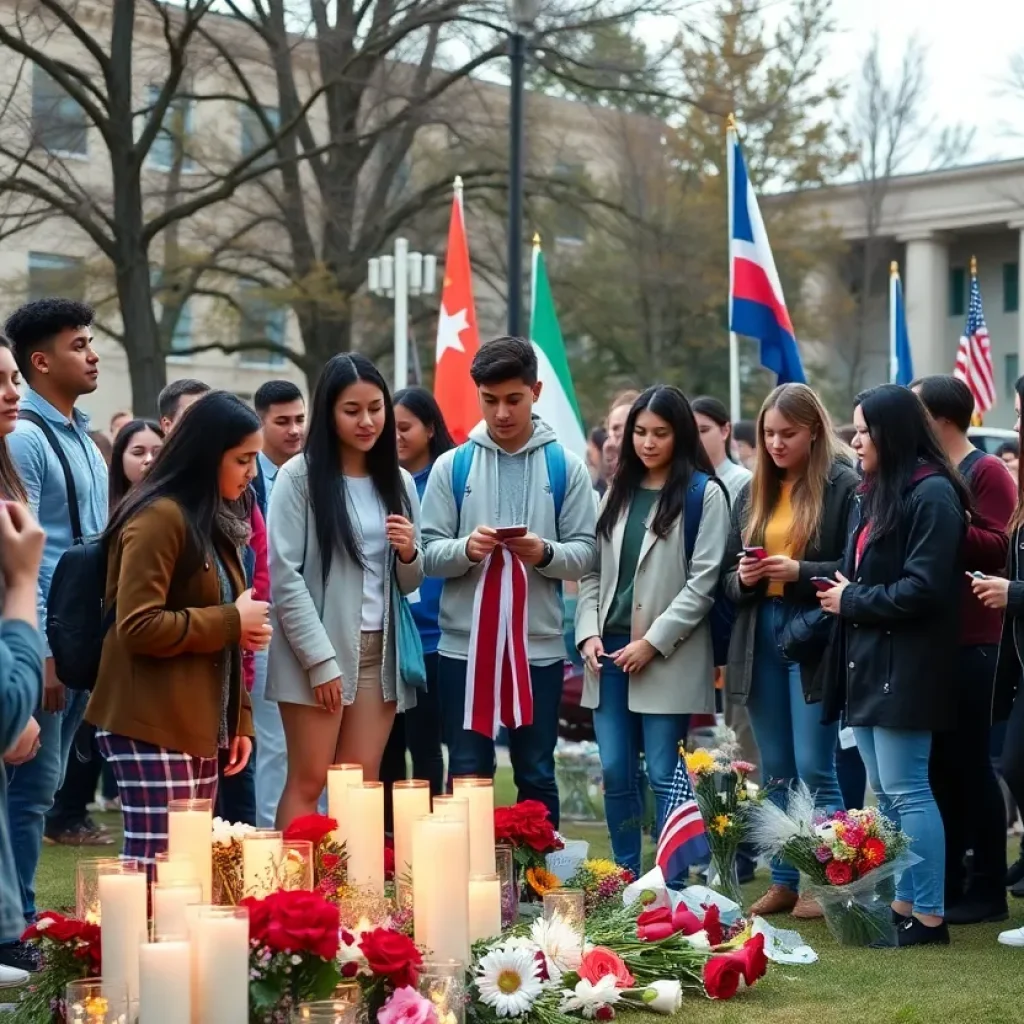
[3,687,89,936]
[854,726,945,917]
[745,600,843,890]
[251,649,287,828]
[438,655,564,826]
[591,635,689,878]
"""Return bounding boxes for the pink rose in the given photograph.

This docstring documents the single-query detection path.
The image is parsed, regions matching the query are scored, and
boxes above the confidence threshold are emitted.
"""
[377,987,437,1024]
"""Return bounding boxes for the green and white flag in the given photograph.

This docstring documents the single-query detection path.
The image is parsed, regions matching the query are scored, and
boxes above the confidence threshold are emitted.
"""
[529,239,587,460]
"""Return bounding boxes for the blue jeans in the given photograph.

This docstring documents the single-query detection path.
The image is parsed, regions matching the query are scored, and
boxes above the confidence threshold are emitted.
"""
[746,600,843,890]
[854,727,945,917]
[438,656,563,826]
[4,687,89,937]
[591,635,689,878]
[251,649,287,828]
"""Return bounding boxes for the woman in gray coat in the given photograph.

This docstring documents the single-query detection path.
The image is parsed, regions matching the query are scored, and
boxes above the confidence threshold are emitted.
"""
[268,354,423,829]
[576,387,729,876]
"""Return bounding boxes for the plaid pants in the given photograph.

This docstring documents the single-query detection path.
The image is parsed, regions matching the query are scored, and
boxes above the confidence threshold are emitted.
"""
[96,731,218,870]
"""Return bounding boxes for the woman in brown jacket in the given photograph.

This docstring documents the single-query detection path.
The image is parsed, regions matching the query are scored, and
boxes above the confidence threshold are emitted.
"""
[87,391,271,869]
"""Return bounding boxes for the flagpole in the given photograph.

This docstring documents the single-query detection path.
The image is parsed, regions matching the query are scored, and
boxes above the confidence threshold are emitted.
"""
[530,232,540,340]
[889,261,898,384]
[726,113,741,423]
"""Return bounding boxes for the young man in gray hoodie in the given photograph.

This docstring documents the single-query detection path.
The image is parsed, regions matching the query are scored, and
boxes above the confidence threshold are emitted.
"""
[421,337,597,824]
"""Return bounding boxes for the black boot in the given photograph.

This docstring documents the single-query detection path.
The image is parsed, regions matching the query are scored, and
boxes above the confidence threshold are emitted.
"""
[1005,854,1024,888]
[896,918,951,947]
[945,891,1008,925]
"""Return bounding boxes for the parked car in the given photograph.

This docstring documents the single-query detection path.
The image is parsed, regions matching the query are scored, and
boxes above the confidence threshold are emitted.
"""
[968,426,1017,455]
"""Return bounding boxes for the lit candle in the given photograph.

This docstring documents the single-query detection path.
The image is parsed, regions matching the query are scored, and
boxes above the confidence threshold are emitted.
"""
[468,873,502,942]
[347,782,384,893]
[167,798,213,902]
[99,867,147,1006]
[152,880,203,941]
[392,780,430,894]
[412,815,469,964]
[139,940,191,1024]
[453,779,496,875]
[243,830,283,899]
[327,764,364,849]
[194,906,249,1024]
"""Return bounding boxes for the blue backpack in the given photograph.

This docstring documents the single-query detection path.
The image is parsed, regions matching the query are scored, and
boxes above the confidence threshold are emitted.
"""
[683,472,735,667]
[451,440,567,536]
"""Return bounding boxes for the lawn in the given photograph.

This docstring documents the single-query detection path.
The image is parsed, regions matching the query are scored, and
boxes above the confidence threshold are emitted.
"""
[31,773,1024,1024]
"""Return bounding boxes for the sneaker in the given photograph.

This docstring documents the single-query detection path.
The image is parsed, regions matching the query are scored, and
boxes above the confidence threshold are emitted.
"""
[43,823,115,847]
[997,926,1024,947]
[896,917,950,947]
[749,884,798,916]
[0,942,40,974]
[791,893,824,919]
[945,896,1009,925]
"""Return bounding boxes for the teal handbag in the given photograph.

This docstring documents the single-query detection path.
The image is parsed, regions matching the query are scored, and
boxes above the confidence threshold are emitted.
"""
[393,573,427,691]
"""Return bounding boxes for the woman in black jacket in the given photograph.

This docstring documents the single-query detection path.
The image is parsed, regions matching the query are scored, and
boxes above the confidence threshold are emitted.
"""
[819,384,968,948]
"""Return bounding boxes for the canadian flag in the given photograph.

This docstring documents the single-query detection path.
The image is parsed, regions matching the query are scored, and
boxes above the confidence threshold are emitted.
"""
[434,178,481,443]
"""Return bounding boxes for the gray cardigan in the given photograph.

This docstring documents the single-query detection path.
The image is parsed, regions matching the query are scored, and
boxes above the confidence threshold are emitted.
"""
[265,456,424,710]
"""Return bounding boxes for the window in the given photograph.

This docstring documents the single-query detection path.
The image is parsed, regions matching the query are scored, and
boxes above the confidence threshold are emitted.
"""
[28,252,84,302]
[553,162,587,246]
[1005,262,1020,314]
[31,67,87,156]
[147,85,195,171]
[152,271,193,353]
[238,285,287,366]
[239,104,279,169]
[949,266,966,318]
[1007,354,1020,400]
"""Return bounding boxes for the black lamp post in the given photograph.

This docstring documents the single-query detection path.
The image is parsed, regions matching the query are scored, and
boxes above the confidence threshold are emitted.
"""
[506,0,538,338]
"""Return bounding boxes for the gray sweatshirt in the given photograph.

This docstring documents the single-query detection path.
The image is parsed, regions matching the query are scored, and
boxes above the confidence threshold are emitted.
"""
[421,417,597,663]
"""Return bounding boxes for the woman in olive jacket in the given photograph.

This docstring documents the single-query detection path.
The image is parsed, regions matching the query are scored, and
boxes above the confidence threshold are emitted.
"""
[819,385,968,948]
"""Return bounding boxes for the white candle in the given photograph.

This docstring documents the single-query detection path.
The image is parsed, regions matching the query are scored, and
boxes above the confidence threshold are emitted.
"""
[392,780,430,893]
[155,855,198,886]
[453,778,496,875]
[468,873,502,942]
[99,869,147,1006]
[413,815,469,964]
[347,783,384,893]
[167,798,213,902]
[184,903,210,1024]
[152,881,203,941]
[327,764,363,849]
[139,941,191,1024]
[194,907,249,1024]
[243,830,283,899]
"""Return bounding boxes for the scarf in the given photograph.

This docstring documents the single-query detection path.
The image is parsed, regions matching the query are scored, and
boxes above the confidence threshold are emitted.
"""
[463,546,533,738]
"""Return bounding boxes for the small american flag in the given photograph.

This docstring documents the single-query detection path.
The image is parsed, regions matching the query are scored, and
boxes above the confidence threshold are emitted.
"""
[953,260,996,416]
[655,747,709,883]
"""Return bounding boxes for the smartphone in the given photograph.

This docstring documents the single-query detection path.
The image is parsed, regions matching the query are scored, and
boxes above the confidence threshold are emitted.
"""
[811,576,837,591]
[742,546,768,560]
[494,525,528,541]
[967,571,987,580]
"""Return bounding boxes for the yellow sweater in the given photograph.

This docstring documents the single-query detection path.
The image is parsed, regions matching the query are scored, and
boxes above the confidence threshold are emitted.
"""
[764,481,795,597]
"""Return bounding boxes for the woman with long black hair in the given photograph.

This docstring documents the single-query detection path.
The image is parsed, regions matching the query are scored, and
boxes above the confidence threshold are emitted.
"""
[820,383,969,947]
[576,386,729,875]
[108,418,164,509]
[268,354,424,829]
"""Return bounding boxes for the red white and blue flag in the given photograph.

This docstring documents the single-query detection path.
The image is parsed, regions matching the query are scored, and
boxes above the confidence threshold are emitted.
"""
[656,748,709,883]
[728,131,806,385]
[953,260,996,417]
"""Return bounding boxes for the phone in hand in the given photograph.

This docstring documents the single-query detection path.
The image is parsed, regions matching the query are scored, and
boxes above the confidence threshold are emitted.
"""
[742,546,768,560]
[811,576,837,591]
[967,571,987,580]
[494,525,528,541]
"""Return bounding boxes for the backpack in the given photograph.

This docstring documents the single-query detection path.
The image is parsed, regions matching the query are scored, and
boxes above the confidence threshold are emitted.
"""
[683,471,735,667]
[451,440,567,536]
[958,448,985,483]
[19,411,113,692]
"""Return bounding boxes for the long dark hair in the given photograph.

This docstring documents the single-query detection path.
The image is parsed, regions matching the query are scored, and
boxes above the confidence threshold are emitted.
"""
[305,353,407,584]
[106,391,261,561]
[0,336,26,503]
[597,385,715,539]
[855,384,972,537]
[394,386,456,464]
[109,418,164,510]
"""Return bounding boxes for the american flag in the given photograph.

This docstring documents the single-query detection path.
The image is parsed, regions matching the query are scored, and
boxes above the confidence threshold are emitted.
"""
[655,747,709,883]
[953,261,996,416]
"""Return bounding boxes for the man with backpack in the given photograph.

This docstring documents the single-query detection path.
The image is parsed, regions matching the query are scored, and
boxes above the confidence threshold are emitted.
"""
[2,299,108,972]
[914,375,1017,926]
[421,337,597,825]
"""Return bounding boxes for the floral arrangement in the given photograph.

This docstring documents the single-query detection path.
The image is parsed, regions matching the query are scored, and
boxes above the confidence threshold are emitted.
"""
[11,911,102,1024]
[378,987,440,1024]
[494,800,565,872]
[563,860,635,912]
[212,816,258,904]
[336,919,424,1021]
[283,813,347,902]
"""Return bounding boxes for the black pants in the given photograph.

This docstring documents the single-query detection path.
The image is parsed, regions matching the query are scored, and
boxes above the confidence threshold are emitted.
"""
[381,652,445,832]
[216,741,257,826]
[836,740,867,810]
[930,644,1007,902]
[45,724,101,834]
[1000,679,1024,844]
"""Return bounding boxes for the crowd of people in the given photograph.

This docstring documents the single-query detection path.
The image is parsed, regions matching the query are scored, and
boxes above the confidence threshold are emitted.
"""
[0,296,1023,986]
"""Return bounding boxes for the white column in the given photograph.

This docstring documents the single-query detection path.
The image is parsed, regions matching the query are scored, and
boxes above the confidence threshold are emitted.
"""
[1016,225,1024,376]
[900,233,949,377]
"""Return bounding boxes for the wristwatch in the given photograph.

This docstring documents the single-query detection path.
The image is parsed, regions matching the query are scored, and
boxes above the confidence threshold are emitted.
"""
[538,541,555,569]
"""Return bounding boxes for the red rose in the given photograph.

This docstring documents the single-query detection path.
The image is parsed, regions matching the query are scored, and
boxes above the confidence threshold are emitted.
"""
[737,934,767,985]
[825,860,854,886]
[595,1007,616,1021]
[494,801,562,853]
[247,891,340,960]
[578,947,635,989]
[284,814,338,847]
[359,927,423,988]
[703,954,743,1000]
[322,853,340,871]
[702,905,723,947]
[384,844,396,881]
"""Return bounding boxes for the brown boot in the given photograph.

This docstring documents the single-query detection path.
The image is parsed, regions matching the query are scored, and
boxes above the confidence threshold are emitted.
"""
[749,884,798,916]
[791,893,824,919]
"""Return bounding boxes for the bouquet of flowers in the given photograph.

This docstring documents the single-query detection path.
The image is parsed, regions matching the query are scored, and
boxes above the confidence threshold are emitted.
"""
[336,920,424,1021]
[564,860,635,915]
[685,748,757,906]
[283,813,346,902]
[495,800,564,902]
[747,784,915,946]
[212,816,257,904]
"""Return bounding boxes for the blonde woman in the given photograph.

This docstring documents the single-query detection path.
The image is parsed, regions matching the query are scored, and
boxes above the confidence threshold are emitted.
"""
[721,384,858,918]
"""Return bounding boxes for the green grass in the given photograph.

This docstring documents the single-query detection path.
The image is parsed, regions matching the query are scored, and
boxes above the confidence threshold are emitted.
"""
[34,777,1024,1024]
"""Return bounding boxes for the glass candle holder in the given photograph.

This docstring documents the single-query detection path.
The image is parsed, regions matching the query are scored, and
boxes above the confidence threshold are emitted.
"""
[495,844,518,929]
[65,978,130,1024]
[468,873,501,942]
[542,888,586,942]
[431,795,468,825]
[392,780,430,908]
[418,960,466,1024]
[167,798,213,902]
[296,1001,362,1024]
[278,839,315,891]
[151,879,203,941]
[336,883,394,932]
[243,829,284,899]
[153,852,199,886]
[76,859,135,924]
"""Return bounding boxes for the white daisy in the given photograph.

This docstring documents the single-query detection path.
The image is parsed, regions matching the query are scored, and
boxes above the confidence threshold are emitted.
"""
[475,945,544,1018]
[530,914,583,982]
[560,976,621,1019]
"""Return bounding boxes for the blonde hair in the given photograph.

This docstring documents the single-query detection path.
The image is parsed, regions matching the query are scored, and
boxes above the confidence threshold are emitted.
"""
[743,383,847,554]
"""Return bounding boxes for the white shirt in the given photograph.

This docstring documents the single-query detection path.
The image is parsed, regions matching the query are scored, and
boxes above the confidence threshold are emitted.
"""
[345,474,387,631]
[715,458,752,505]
